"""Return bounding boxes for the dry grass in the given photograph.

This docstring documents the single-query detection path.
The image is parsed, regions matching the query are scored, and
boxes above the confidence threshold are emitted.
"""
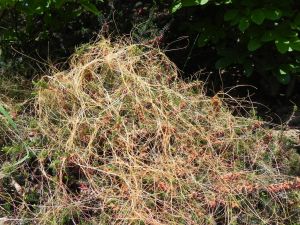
[1,38,300,224]
[0,75,32,147]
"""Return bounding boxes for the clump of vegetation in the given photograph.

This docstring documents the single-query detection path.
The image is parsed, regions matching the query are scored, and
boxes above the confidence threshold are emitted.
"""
[171,0,300,87]
[0,75,31,145]
[1,38,300,224]
[0,0,104,73]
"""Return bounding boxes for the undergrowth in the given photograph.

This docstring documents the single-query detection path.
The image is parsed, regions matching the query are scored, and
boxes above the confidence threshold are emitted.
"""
[0,38,300,224]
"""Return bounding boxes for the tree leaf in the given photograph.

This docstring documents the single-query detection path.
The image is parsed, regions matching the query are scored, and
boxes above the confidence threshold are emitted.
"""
[248,39,262,51]
[54,0,67,8]
[284,63,300,73]
[172,0,205,12]
[275,40,290,54]
[239,18,250,32]
[291,40,300,51]
[251,9,265,25]
[197,0,209,5]
[264,8,282,21]
[276,67,291,84]
[0,0,17,7]
[80,0,101,16]
[171,2,182,13]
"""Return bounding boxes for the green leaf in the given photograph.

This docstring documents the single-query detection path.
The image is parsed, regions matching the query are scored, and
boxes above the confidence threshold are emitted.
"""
[248,39,262,51]
[239,18,250,32]
[288,63,300,73]
[197,0,209,5]
[251,9,265,25]
[291,40,300,51]
[80,0,101,16]
[0,0,17,7]
[0,105,17,129]
[54,0,67,8]
[275,40,290,54]
[276,67,291,84]
[264,8,282,21]
[171,2,182,13]
[224,9,239,21]
[171,0,206,12]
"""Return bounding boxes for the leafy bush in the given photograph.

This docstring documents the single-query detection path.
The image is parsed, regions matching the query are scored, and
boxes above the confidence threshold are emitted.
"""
[0,0,104,68]
[171,0,300,84]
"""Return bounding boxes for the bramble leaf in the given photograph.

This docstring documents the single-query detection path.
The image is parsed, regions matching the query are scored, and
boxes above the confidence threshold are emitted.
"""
[291,40,300,51]
[239,18,250,32]
[264,8,282,21]
[251,9,265,25]
[275,40,290,54]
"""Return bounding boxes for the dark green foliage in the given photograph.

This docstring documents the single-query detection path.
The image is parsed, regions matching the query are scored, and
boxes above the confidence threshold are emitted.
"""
[1,0,299,88]
[0,0,104,69]
[0,1,171,74]
[170,0,300,84]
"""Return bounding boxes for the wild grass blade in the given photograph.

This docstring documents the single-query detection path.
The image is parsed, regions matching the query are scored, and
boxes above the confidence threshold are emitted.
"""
[0,104,17,129]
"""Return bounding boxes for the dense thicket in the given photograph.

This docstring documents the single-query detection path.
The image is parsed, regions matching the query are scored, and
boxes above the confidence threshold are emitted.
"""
[171,0,300,86]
